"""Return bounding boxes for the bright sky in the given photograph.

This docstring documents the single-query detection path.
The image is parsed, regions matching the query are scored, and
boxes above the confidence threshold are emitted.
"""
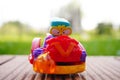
[81,0,120,30]
[0,0,120,31]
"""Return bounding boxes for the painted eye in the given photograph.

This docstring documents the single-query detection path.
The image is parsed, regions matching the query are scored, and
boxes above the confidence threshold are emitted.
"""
[51,29,60,35]
[63,29,71,35]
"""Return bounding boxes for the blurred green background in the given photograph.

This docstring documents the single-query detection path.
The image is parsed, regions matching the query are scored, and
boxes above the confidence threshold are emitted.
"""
[0,21,120,56]
[0,0,120,56]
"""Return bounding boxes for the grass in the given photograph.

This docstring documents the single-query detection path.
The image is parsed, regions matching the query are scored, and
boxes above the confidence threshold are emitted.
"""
[0,33,46,55]
[0,33,120,56]
[0,41,30,55]
[81,39,120,56]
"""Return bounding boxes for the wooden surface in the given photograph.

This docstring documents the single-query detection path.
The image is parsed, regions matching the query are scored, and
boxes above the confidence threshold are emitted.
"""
[0,55,120,80]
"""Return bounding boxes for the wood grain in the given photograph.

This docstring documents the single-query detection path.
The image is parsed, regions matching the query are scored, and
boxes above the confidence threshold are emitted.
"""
[0,56,120,80]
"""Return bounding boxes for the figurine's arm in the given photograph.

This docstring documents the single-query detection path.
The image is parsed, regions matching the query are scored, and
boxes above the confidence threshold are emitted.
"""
[81,50,87,62]
[29,34,53,64]
[31,38,41,53]
[29,38,41,64]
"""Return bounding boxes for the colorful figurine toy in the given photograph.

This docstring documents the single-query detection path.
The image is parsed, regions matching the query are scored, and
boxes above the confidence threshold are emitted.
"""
[28,18,87,74]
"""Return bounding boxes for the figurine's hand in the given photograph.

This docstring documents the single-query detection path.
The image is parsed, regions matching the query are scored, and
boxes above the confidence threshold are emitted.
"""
[33,52,56,73]
[33,48,44,59]
[28,53,34,64]
[80,51,87,62]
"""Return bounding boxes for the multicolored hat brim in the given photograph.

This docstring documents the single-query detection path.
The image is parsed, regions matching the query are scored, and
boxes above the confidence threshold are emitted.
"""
[51,21,71,27]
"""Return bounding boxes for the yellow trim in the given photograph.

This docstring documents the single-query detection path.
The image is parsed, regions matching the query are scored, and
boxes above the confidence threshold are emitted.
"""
[33,62,86,74]
[54,63,85,74]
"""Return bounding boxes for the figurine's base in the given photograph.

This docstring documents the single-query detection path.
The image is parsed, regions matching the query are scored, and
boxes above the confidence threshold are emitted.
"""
[33,62,86,74]
[53,63,85,74]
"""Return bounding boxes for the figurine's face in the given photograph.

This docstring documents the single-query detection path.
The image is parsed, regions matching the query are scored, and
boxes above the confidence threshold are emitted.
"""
[50,26,72,36]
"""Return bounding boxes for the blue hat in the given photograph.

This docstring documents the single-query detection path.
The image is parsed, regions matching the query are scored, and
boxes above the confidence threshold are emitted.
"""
[50,18,71,27]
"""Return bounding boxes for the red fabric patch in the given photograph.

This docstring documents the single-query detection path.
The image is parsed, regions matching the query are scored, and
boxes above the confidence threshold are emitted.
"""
[46,36,82,62]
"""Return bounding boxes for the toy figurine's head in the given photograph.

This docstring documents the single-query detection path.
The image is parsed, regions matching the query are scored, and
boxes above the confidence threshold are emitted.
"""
[50,18,72,36]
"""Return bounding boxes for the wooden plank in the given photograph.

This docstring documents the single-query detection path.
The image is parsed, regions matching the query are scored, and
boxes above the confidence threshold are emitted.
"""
[24,70,36,80]
[71,74,83,80]
[4,56,32,80]
[4,61,27,80]
[96,59,120,80]
[86,64,103,80]
[34,73,88,80]
[92,57,120,72]
[79,72,90,80]
[0,56,120,80]
[34,73,86,80]
[85,58,97,80]
[52,74,64,80]
[0,56,27,80]
[86,58,104,80]
[88,56,120,80]
[15,57,36,80]
[34,73,42,80]
[0,55,15,65]
[90,58,118,80]
[95,57,120,75]
[14,63,34,80]
[114,57,120,61]
[23,65,36,80]
[15,65,30,80]
[84,71,94,80]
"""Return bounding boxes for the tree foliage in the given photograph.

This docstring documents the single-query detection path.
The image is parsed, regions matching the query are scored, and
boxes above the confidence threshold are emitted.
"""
[96,22,113,35]
[0,21,31,35]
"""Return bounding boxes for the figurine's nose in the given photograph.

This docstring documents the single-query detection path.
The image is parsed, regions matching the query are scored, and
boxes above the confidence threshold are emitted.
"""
[60,34,62,36]
[59,32,62,35]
